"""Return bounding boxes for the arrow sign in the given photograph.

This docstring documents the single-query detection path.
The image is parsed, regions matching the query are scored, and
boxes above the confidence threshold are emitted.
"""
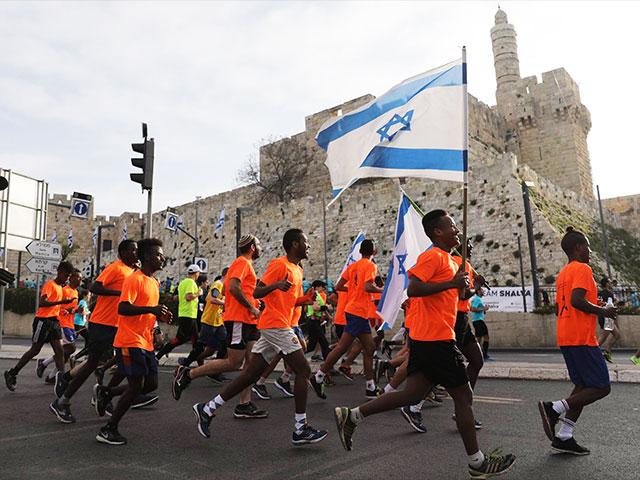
[26,240,62,260]
[165,212,179,232]
[70,199,90,219]
[194,257,208,273]
[26,257,59,275]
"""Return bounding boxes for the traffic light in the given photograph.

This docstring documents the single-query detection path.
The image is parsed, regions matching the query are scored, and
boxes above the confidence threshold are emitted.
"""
[0,268,15,287]
[130,125,154,191]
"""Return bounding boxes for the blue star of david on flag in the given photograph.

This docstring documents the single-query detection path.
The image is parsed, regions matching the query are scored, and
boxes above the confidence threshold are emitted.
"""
[396,253,409,288]
[376,110,414,143]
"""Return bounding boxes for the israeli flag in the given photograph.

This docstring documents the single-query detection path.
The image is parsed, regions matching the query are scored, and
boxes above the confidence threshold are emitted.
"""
[338,231,366,279]
[122,223,127,241]
[377,192,431,329]
[316,58,467,201]
[51,230,57,243]
[92,227,98,248]
[215,209,225,233]
[67,229,73,248]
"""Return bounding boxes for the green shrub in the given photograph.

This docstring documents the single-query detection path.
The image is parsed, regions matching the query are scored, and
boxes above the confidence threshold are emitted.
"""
[4,287,37,315]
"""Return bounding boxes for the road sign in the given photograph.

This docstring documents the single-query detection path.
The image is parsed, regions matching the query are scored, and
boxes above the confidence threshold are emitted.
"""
[194,257,208,273]
[26,257,58,275]
[70,198,90,219]
[26,240,62,260]
[165,212,179,232]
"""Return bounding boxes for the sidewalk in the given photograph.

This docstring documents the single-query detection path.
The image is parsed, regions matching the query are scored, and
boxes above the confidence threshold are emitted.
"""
[2,341,639,383]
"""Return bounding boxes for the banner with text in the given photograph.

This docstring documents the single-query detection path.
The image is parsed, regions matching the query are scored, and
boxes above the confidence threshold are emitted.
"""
[482,286,533,312]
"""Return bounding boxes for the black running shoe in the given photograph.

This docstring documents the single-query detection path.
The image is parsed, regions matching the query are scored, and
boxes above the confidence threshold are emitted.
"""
[334,406,357,451]
[233,402,268,419]
[192,402,213,438]
[551,436,590,455]
[338,365,355,382]
[292,424,328,445]
[468,448,516,479]
[105,402,113,417]
[4,370,16,392]
[309,375,327,399]
[49,399,76,424]
[96,424,127,445]
[274,377,295,398]
[401,406,427,433]
[365,386,382,399]
[252,383,271,400]
[94,384,111,417]
[131,394,159,409]
[54,371,69,398]
[36,359,46,379]
[172,366,191,401]
[538,400,561,441]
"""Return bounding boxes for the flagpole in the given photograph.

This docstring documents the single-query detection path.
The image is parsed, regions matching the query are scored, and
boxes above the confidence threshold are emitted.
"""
[461,46,469,271]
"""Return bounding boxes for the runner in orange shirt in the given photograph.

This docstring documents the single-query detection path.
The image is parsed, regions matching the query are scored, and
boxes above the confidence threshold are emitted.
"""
[310,239,384,400]
[172,235,267,419]
[192,229,327,445]
[96,238,172,445]
[334,209,515,479]
[538,227,616,455]
[4,261,75,392]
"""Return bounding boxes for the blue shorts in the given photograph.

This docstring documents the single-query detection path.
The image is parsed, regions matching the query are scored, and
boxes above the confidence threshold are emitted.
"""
[116,347,158,378]
[292,326,304,340]
[62,327,77,345]
[560,345,610,389]
[344,313,371,336]
[198,324,227,349]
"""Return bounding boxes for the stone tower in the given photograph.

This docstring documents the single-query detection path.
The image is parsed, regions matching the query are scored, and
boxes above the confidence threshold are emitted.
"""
[491,8,595,199]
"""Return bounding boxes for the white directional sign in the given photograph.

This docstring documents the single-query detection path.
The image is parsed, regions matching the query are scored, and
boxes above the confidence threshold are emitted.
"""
[165,212,179,232]
[26,257,59,275]
[26,240,62,260]
[70,198,91,219]
[194,257,208,273]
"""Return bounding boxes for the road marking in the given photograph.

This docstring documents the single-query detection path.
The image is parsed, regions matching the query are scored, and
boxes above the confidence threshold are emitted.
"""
[0,423,102,444]
[474,395,523,402]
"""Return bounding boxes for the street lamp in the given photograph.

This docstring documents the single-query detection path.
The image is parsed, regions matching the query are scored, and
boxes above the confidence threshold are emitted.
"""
[521,180,540,308]
[96,224,115,275]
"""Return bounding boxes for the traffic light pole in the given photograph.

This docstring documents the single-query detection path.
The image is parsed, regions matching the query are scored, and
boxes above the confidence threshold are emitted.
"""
[146,189,153,238]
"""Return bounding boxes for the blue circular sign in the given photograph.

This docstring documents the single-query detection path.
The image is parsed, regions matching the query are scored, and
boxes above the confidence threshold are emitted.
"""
[196,259,207,271]
[167,215,177,228]
[73,201,88,216]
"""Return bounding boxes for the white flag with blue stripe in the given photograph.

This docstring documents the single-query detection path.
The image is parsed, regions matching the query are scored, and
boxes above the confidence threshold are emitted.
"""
[67,229,73,248]
[377,192,431,329]
[339,231,366,280]
[316,58,467,201]
[122,223,127,241]
[215,208,225,234]
[92,227,98,248]
[51,230,57,243]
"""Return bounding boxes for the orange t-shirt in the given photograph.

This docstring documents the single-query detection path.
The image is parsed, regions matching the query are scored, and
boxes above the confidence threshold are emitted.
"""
[36,280,64,318]
[258,256,304,330]
[452,256,474,313]
[333,290,348,326]
[292,306,302,327]
[406,247,459,342]
[556,261,598,347]
[344,258,377,318]
[223,256,258,325]
[90,260,135,327]
[368,292,382,319]
[113,270,160,351]
[57,286,78,329]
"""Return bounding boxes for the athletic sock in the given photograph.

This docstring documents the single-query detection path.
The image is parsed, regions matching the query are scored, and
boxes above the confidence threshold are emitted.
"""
[42,356,55,367]
[349,407,364,425]
[383,384,397,394]
[552,399,569,414]
[256,377,266,386]
[204,394,225,416]
[410,400,425,413]
[294,413,306,434]
[556,418,575,440]
[366,379,375,391]
[468,450,485,468]
[280,372,291,383]
[315,370,325,383]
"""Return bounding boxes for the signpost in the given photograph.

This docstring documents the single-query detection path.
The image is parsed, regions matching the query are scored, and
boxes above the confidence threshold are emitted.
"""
[26,257,59,275]
[70,198,90,219]
[165,212,179,232]
[26,240,62,260]
[25,240,62,311]
[194,257,208,274]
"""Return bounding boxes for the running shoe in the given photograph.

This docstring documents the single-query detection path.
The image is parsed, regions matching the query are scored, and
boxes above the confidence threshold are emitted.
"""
[36,359,46,378]
[233,402,269,419]
[292,424,329,445]
[104,402,113,417]
[192,403,213,438]
[274,377,295,398]
[451,414,483,430]
[309,376,327,399]
[252,383,271,400]
[334,407,357,451]
[551,436,590,455]
[54,371,68,398]
[311,354,323,361]
[468,448,516,479]
[172,366,191,401]
[131,394,159,409]
[94,366,105,386]
[630,356,640,366]
[538,400,561,441]
[338,366,355,382]
[365,386,382,399]
[602,350,614,363]
[4,370,16,392]
[94,384,111,417]
[96,424,127,445]
[49,398,76,423]
[400,406,427,433]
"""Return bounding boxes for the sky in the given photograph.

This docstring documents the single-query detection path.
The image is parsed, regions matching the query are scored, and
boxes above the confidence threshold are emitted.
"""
[0,1,638,217]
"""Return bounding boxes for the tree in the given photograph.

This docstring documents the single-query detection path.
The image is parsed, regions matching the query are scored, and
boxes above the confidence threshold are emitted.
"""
[237,136,313,203]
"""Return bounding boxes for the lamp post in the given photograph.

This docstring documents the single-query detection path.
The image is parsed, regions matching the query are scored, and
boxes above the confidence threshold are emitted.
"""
[521,181,540,308]
[195,196,201,257]
[96,224,115,275]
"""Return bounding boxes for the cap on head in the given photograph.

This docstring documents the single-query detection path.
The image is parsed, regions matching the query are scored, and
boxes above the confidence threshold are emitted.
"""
[187,264,201,274]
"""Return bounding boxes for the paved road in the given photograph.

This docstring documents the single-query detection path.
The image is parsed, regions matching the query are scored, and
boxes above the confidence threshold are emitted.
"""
[1,359,638,480]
